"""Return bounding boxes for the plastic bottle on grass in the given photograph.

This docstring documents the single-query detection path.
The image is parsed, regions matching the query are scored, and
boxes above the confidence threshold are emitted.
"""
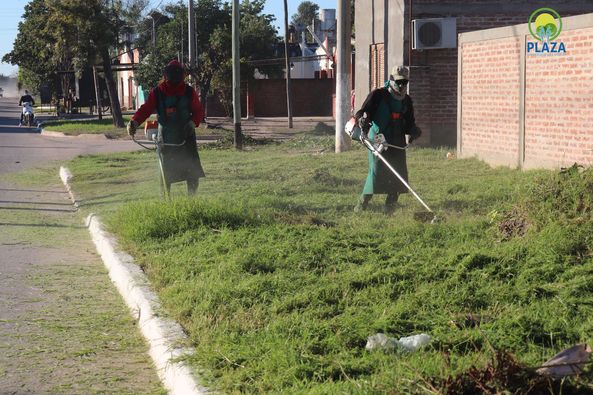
[365,333,400,352]
[365,333,431,353]
[397,334,431,352]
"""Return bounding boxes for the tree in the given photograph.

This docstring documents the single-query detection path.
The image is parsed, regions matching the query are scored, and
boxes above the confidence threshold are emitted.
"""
[45,0,126,127]
[206,0,280,114]
[134,8,174,89]
[135,0,280,116]
[291,1,319,42]
[134,1,231,93]
[4,0,125,127]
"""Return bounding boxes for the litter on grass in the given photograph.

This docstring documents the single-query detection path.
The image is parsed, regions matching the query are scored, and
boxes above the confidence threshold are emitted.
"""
[536,344,592,378]
[365,333,431,353]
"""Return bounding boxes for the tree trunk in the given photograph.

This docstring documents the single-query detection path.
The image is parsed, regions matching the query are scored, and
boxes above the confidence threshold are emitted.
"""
[101,49,124,128]
[60,74,70,113]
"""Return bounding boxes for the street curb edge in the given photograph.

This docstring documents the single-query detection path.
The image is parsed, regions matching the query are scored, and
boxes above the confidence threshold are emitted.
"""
[59,167,209,395]
[42,129,109,139]
[59,166,79,208]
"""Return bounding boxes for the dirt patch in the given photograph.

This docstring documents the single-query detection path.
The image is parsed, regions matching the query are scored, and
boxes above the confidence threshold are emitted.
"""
[434,350,591,394]
[498,208,529,240]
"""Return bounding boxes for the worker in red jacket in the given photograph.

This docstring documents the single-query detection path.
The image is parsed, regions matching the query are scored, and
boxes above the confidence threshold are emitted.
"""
[127,60,205,196]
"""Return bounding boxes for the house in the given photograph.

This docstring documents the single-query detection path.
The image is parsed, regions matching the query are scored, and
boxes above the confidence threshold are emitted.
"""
[354,0,593,146]
[288,8,337,79]
[116,45,141,111]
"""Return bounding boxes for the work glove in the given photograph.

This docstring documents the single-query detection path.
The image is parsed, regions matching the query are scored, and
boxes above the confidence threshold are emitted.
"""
[358,113,371,133]
[127,120,138,136]
[344,117,357,136]
[407,126,422,143]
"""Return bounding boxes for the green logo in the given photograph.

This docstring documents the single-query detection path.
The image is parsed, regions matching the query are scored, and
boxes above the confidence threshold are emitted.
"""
[529,7,562,42]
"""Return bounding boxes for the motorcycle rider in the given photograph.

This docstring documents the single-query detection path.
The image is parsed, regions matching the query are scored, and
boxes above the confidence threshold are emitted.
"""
[19,90,35,126]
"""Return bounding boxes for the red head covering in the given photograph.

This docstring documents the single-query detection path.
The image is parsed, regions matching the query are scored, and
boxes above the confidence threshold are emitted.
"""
[167,59,183,68]
[163,60,186,92]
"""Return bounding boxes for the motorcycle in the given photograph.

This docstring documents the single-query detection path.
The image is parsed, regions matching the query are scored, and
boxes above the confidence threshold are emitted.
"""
[21,102,35,127]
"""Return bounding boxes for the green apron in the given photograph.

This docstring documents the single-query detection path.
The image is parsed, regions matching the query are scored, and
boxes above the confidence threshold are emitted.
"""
[362,95,409,195]
[156,87,205,184]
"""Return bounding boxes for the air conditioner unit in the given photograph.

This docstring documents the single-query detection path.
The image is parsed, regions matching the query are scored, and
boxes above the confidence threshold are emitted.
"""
[412,17,457,50]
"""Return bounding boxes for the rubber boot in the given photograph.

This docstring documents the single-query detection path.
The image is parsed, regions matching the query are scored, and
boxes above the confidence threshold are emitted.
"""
[354,194,372,212]
[384,193,399,215]
[187,179,199,196]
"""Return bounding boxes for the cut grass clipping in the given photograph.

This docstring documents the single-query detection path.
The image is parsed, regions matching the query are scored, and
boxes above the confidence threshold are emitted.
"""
[67,138,593,393]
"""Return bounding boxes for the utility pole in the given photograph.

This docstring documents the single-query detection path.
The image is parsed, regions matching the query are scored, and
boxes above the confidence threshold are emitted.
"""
[283,0,293,128]
[147,13,156,49]
[151,17,156,48]
[335,0,352,152]
[232,0,243,149]
[92,66,102,120]
[188,0,196,82]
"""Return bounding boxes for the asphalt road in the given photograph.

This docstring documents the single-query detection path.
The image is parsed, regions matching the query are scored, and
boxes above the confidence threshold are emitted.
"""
[0,97,140,174]
[0,97,163,393]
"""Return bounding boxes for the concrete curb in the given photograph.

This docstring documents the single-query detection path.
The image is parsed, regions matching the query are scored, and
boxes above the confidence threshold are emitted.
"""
[42,129,108,139]
[59,166,79,208]
[59,167,208,395]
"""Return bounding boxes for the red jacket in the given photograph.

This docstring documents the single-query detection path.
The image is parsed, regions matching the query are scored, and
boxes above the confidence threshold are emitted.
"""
[132,81,204,126]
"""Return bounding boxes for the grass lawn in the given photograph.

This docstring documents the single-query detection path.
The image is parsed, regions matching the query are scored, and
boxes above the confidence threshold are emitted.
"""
[40,115,233,140]
[59,134,593,393]
[41,116,133,138]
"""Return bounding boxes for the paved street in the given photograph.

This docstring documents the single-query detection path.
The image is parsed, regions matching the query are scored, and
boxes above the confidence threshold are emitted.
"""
[0,97,162,393]
[0,98,140,174]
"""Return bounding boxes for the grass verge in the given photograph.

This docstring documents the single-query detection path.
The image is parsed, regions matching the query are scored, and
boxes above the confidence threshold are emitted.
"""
[63,135,593,393]
[41,116,133,138]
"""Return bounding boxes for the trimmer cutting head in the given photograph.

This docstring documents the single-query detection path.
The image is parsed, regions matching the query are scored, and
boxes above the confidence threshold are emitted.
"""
[413,211,439,224]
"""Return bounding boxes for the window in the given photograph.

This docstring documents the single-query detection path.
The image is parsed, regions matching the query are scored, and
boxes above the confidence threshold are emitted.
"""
[370,43,385,90]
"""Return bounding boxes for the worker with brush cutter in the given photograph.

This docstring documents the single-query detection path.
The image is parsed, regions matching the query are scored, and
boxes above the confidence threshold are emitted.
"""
[127,60,205,196]
[350,66,422,214]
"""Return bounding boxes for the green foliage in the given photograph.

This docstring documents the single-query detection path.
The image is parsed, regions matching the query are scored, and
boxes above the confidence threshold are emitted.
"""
[524,164,593,227]
[291,1,319,27]
[291,0,319,42]
[66,139,593,393]
[134,0,280,114]
[208,0,280,114]
[4,0,125,123]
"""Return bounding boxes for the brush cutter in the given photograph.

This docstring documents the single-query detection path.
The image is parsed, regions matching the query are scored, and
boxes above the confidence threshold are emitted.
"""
[345,118,438,224]
[132,132,185,200]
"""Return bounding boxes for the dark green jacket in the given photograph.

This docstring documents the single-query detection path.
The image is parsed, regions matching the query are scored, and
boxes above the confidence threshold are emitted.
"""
[355,88,420,194]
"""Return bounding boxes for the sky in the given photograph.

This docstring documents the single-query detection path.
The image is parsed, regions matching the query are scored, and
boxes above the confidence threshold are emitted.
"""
[0,0,337,76]
[0,1,31,76]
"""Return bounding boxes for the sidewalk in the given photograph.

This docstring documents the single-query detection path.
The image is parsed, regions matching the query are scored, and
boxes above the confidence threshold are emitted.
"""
[0,175,163,393]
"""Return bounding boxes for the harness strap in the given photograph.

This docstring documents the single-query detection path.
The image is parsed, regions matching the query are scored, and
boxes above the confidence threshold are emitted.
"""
[154,85,194,123]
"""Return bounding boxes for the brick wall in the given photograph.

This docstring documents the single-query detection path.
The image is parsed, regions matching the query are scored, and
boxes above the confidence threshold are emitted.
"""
[459,37,521,165]
[251,79,335,117]
[458,13,593,168]
[408,0,593,146]
[524,27,593,167]
[206,79,335,118]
